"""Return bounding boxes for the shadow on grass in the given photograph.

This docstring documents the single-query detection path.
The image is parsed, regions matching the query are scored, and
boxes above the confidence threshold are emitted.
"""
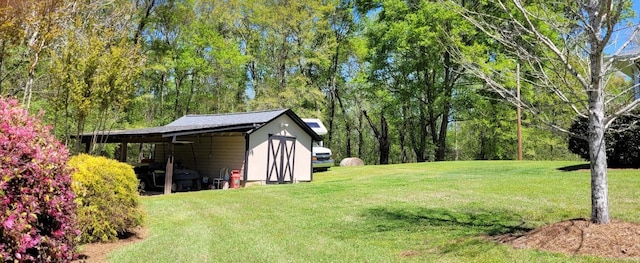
[361,206,532,236]
[558,163,640,171]
[557,163,590,172]
[329,206,536,257]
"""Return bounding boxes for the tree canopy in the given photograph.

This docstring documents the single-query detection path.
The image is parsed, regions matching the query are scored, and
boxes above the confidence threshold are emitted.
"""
[1,0,635,172]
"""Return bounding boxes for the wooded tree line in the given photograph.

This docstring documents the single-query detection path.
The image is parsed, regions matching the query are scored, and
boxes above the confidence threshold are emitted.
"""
[0,0,626,163]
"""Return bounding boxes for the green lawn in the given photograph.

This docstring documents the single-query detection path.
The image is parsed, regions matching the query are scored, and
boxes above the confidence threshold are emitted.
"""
[107,161,640,262]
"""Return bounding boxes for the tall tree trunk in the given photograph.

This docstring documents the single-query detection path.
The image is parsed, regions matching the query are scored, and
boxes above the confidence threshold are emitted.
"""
[278,37,288,92]
[358,110,364,158]
[23,76,34,111]
[428,110,438,159]
[399,105,409,163]
[186,73,195,114]
[327,86,336,147]
[23,50,40,111]
[159,73,165,119]
[436,113,449,160]
[588,89,609,224]
[336,91,351,156]
[174,74,185,118]
[327,42,341,148]
[23,28,45,111]
[478,130,487,160]
[75,115,86,154]
[588,53,609,224]
[363,110,390,164]
[379,113,389,165]
[134,0,156,45]
[415,106,428,162]
[586,1,609,225]
[436,51,455,161]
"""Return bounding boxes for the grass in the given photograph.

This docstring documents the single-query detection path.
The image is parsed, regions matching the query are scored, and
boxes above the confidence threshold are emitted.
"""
[107,161,640,262]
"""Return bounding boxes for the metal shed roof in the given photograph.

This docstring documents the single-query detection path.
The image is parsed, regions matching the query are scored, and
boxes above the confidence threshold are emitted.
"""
[77,109,321,144]
[167,109,288,127]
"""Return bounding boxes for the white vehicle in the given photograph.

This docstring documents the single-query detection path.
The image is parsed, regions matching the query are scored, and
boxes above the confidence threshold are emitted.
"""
[302,118,333,171]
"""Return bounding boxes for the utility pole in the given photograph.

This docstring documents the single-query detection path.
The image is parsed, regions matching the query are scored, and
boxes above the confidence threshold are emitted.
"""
[516,63,523,160]
[454,119,459,161]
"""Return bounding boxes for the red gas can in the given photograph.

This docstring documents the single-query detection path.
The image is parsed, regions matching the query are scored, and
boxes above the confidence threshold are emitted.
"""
[230,170,241,189]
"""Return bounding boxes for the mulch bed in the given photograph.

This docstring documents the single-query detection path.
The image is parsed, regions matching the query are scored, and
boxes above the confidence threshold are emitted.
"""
[73,227,147,263]
[492,218,640,259]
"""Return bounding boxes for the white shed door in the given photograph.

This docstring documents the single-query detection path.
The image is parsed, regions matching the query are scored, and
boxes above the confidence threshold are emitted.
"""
[266,135,296,184]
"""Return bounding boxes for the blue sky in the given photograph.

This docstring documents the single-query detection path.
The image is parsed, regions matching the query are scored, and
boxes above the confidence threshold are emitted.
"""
[612,0,640,54]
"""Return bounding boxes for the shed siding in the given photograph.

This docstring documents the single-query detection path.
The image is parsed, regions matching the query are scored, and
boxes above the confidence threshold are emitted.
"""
[247,114,312,182]
[208,135,245,178]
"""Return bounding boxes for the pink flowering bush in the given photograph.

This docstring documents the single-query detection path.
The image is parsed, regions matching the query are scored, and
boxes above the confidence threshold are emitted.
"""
[0,98,78,262]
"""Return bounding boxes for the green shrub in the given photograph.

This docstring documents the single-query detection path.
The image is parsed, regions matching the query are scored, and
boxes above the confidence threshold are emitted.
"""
[68,154,144,243]
[0,97,79,262]
[568,115,640,168]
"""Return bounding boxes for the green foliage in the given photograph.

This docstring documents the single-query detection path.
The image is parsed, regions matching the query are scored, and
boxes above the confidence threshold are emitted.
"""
[455,89,517,160]
[522,127,579,161]
[0,97,79,262]
[357,0,481,162]
[68,154,144,243]
[450,82,579,161]
[569,115,640,168]
[240,0,329,115]
[48,0,143,153]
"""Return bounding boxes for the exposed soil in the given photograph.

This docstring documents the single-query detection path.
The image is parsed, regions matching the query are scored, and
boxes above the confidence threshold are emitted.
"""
[492,219,640,259]
[73,227,147,263]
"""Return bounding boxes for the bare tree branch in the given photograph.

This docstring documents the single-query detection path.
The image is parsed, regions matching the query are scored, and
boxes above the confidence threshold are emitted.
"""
[445,0,640,224]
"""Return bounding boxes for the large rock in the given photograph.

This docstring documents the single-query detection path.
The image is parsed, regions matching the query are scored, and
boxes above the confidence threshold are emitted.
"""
[340,157,365,167]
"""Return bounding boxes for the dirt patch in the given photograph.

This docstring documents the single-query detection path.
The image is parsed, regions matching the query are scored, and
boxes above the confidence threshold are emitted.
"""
[399,250,420,257]
[493,219,640,259]
[73,227,147,263]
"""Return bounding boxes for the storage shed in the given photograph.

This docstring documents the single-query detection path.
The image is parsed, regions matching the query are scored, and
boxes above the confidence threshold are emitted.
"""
[77,109,321,193]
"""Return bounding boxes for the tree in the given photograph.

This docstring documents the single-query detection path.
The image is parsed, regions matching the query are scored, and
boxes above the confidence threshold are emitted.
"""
[452,87,578,161]
[319,0,357,154]
[49,0,143,153]
[357,0,473,162]
[140,0,247,124]
[238,0,327,115]
[0,0,68,110]
[0,1,25,95]
[363,109,391,164]
[447,0,640,224]
[456,89,518,160]
[18,0,66,110]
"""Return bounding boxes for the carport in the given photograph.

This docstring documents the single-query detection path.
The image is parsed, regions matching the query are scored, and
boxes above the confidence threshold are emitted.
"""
[77,109,321,194]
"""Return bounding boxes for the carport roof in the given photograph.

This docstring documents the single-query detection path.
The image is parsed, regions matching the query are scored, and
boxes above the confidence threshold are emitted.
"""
[77,109,322,144]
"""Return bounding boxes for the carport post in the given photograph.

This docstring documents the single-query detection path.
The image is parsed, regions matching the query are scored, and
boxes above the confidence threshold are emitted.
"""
[163,141,175,194]
[119,142,127,162]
